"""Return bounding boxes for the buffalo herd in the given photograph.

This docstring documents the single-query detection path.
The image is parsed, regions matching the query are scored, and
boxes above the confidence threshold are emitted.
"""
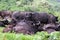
[0,10,60,35]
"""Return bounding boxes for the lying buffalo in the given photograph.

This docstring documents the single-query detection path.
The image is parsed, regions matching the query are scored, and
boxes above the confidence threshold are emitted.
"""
[13,20,38,34]
[2,11,59,34]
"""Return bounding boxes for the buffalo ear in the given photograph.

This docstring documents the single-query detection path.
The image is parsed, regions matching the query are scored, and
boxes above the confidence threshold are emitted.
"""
[56,16,58,21]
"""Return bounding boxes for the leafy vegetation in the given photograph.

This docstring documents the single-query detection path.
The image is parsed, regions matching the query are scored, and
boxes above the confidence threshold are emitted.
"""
[0,32,60,40]
[0,0,60,21]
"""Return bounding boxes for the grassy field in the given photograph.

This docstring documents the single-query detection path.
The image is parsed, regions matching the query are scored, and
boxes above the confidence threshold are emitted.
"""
[0,31,60,40]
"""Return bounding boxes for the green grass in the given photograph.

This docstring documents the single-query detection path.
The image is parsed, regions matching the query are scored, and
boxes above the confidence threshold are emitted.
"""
[0,32,60,40]
[0,27,60,40]
[0,27,4,32]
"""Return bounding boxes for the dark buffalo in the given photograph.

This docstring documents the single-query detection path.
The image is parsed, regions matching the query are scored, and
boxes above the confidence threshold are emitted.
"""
[13,20,38,34]
[43,23,56,33]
